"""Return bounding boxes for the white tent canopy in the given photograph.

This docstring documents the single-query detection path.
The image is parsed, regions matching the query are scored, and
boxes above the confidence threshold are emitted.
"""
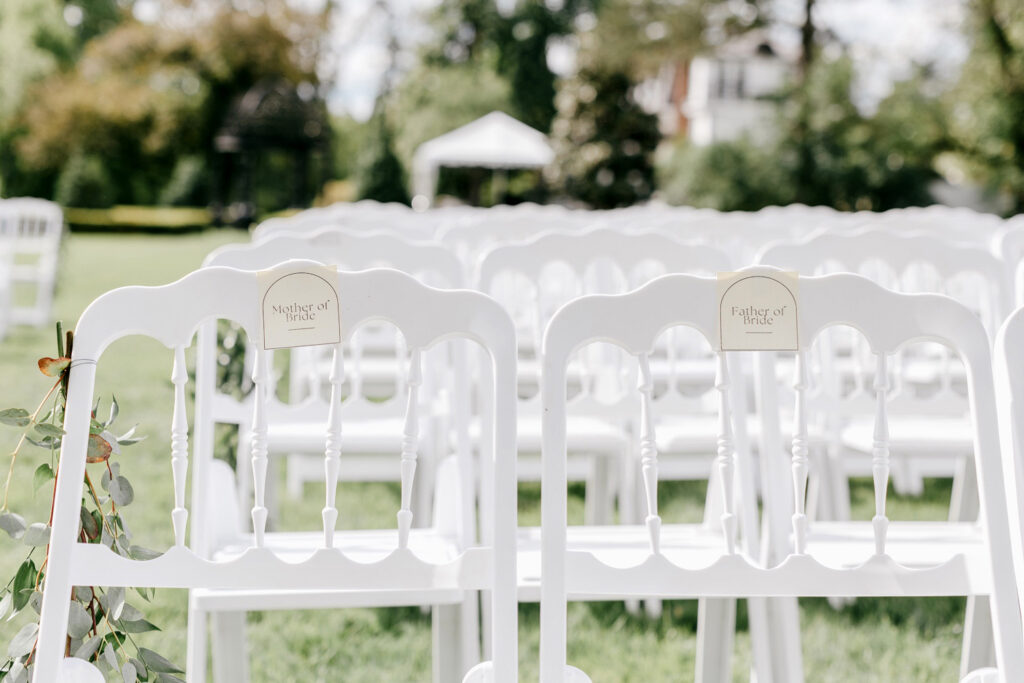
[412,111,554,206]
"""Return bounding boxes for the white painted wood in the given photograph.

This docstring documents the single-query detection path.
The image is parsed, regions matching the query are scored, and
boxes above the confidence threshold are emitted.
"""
[33,265,519,683]
[540,268,1024,682]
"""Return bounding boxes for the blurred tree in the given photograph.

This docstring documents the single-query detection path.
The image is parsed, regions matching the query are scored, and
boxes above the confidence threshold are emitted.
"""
[0,0,73,195]
[392,60,513,167]
[658,57,945,212]
[424,0,601,132]
[950,0,1024,213]
[10,5,326,206]
[356,113,411,205]
[68,0,128,49]
[549,67,660,208]
[657,137,788,210]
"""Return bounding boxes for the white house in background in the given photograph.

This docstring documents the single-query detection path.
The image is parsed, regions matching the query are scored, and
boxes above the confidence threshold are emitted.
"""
[636,30,794,146]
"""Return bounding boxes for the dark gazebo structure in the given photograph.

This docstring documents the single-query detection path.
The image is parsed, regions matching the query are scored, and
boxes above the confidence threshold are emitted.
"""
[213,79,330,226]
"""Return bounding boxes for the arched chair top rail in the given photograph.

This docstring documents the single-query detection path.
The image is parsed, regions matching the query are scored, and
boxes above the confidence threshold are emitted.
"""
[71,263,514,361]
[541,267,990,371]
[756,227,1009,283]
[475,227,732,289]
[204,228,464,287]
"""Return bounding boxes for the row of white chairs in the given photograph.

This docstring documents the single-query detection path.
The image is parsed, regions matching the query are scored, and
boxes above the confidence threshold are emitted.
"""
[33,260,1024,682]
[219,210,1021,679]
[0,197,63,339]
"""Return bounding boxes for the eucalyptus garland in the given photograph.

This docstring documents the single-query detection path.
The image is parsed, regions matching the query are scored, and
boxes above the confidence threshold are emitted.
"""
[0,324,182,683]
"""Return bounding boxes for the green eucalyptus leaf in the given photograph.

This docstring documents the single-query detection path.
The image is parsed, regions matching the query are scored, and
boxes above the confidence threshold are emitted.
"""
[100,468,112,491]
[103,642,120,669]
[121,660,137,683]
[80,507,100,541]
[12,559,36,611]
[6,660,27,683]
[0,512,27,540]
[121,619,160,634]
[135,586,154,602]
[33,423,64,438]
[74,634,103,661]
[106,396,119,428]
[129,546,162,561]
[7,622,38,658]
[33,464,55,492]
[105,586,126,621]
[22,523,50,547]
[155,675,186,683]
[138,648,183,674]
[0,592,11,621]
[118,603,145,622]
[29,591,42,614]
[0,408,30,427]
[73,587,94,603]
[24,435,59,450]
[130,657,149,681]
[109,476,134,506]
[68,601,93,639]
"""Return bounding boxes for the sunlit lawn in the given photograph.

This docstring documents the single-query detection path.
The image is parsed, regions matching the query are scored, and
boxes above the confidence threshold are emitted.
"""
[0,231,966,681]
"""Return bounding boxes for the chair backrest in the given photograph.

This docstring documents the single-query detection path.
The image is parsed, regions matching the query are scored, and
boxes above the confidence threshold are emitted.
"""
[539,268,1024,679]
[993,224,1024,307]
[993,306,1024,620]
[477,228,733,417]
[250,201,436,241]
[35,265,518,683]
[204,228,464,410]
[757,228,1013,332]
[0,197,64,244]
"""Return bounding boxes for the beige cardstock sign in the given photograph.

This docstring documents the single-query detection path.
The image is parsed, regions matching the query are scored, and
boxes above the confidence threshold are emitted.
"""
[717,271,800,351]
[258,264,341,350]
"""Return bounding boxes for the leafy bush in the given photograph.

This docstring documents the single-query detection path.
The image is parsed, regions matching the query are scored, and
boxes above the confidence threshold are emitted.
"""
[158,155,209,207]
[356,117,410,205]
[54,152,115,208]
[549,68,660,209]
[657,138,790,211]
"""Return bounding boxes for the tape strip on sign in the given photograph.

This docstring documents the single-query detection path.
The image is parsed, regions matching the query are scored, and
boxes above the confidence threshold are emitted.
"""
[258,264,341,350]
[717,271,799,351]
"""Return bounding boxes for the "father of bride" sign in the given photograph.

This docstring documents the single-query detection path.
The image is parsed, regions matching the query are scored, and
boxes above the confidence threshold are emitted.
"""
[717,271,799,351]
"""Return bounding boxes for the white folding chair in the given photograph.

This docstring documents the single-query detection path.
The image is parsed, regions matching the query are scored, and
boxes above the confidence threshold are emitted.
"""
[204,228,468,512]
[539,269,1024,682]
[758,228,1013,515]
[0,197,63,326]
[34,264,518,683]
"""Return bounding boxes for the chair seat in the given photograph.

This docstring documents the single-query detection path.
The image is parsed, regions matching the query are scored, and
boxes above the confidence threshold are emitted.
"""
[471,415,628,455]
[840,416,973,455]
[194,528,466,610]
[656,415,828,454]
[267,417,413,453]
[516,523,727,601]
[805,521,989,587]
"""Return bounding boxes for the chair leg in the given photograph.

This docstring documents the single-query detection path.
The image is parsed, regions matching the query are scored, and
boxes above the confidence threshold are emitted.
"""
[961,596,996,678]
[950,456,980,522]
[746,597,775,683]
[460,593,482,674]
[695,598,735,683]
[211,611,250,683]
[433,603,464,683]
[186,597,208,683]
[584,456,612,526]
[765,597,804,683]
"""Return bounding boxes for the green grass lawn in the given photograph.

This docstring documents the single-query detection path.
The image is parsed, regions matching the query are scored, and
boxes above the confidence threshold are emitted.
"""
[0,232,967,681]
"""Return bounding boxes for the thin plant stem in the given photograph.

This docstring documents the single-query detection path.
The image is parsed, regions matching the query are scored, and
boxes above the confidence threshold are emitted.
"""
[2,377,63,511]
